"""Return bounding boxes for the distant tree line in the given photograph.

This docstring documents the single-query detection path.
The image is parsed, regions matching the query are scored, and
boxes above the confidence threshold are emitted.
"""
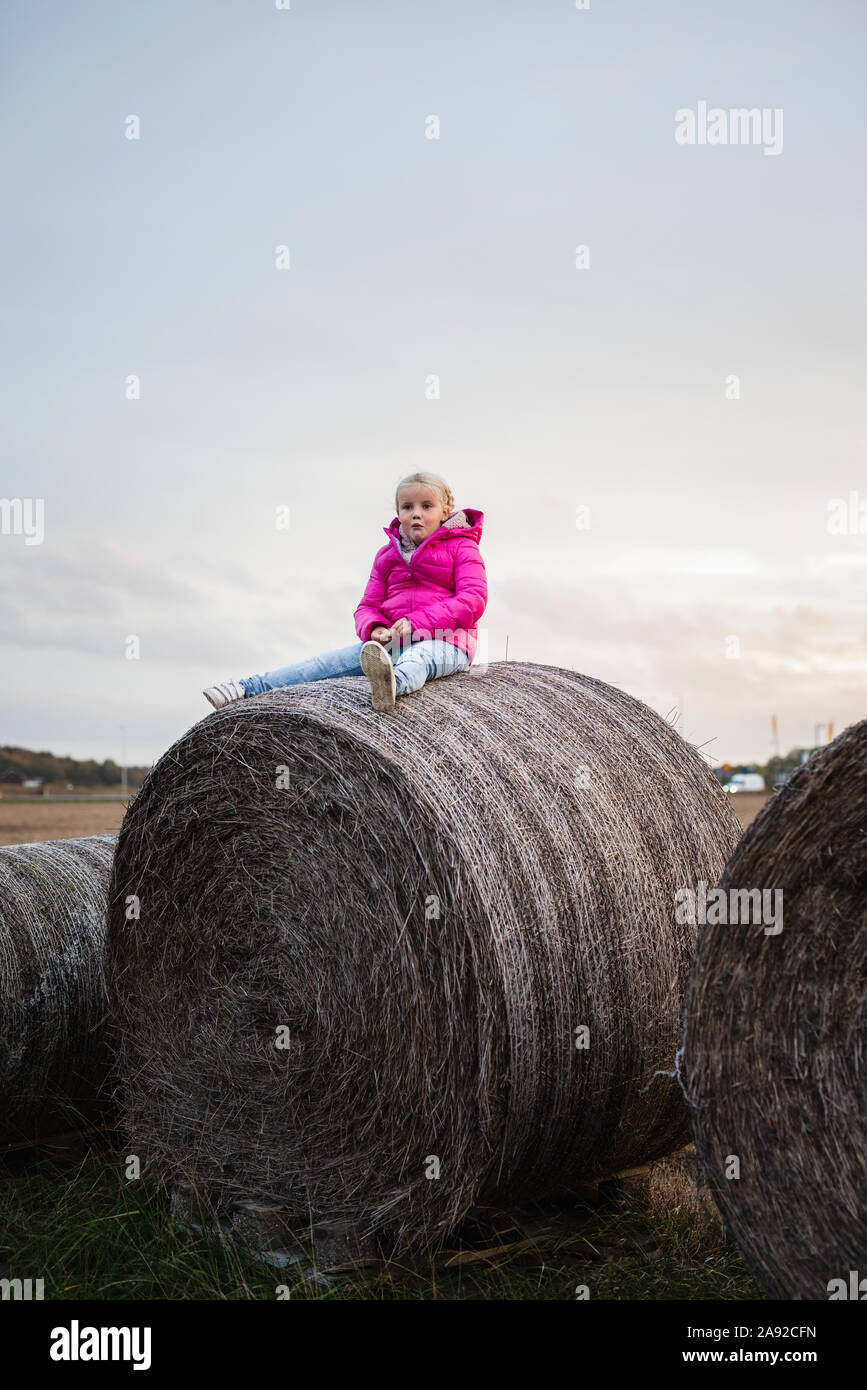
[761,748,816,785]
[0,745,148,789]
[714,747,816,787]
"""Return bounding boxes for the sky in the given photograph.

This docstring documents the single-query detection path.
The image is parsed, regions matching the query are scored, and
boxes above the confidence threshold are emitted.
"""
[1,0,864,768]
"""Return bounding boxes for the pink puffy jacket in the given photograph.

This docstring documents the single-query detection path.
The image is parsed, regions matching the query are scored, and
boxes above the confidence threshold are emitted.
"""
[354,508,487,661]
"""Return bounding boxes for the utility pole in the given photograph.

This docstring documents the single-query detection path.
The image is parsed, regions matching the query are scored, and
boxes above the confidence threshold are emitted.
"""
[120,725,128,798]
[771,713,779,760]
[504,634,510,662]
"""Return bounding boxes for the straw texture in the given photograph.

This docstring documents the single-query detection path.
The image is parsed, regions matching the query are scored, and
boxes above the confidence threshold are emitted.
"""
[0,834,116,1145]
[105,661,740,1255]
[682,718,867,1299]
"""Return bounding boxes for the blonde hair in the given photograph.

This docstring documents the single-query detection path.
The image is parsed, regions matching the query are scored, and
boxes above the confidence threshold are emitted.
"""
[394,472,455,516]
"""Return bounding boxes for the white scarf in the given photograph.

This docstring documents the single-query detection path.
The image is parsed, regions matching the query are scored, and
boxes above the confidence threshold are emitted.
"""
[397,509,469,560]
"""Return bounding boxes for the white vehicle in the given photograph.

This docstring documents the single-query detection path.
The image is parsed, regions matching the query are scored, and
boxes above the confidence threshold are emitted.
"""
[725,772,766,793]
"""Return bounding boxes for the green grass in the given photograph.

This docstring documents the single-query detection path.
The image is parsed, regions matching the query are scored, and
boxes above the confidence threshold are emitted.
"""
[0,1138,764,1301]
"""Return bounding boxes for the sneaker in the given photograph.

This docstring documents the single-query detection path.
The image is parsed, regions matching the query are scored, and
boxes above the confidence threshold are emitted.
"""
[203,680,246,709]
[360,640,396,712]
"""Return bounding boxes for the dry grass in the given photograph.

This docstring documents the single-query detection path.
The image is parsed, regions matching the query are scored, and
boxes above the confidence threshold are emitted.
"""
[647,1145,723,1228]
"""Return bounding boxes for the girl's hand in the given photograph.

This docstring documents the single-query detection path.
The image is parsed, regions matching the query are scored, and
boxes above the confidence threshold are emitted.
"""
[369,625,393,644]
[390,617,411,639]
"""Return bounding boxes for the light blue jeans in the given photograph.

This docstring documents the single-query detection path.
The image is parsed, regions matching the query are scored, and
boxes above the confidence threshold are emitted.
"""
[241,638,470,698]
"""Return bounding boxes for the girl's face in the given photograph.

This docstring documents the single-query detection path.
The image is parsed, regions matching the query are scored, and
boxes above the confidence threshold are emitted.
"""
[397,484,449,541]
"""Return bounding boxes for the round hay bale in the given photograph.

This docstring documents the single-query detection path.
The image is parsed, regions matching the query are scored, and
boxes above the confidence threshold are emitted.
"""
[105,662,740,1255]
[0,834,117,1145]
[682,719,867,1299]
[647,1146,723,1228]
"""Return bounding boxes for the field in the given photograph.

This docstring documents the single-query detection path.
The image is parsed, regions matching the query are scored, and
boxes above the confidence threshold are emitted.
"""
[726,791,769,830]
[0,797,129,846]
[0,791,770,847]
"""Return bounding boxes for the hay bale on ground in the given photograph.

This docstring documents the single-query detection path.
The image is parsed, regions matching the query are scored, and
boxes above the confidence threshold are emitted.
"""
[682,719,867,1300]
[0,835,117,1145]
[105,661,740,1257]
[647,1146,722,1227]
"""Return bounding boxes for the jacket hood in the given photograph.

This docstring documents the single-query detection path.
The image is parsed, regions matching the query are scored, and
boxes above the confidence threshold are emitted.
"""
[384,507,484,548]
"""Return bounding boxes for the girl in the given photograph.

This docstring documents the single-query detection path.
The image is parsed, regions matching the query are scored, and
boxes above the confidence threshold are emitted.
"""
[203,473,487,714]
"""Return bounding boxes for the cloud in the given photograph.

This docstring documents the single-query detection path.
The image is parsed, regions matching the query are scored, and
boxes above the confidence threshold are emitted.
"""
[1,539,365,666]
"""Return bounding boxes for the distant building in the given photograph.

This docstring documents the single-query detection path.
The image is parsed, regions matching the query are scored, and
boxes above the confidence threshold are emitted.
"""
[0,772,45,793]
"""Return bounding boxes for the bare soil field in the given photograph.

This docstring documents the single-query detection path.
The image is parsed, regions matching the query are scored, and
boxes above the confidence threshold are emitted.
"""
[0,790,771,847]
[726,791,770,830]
[0,800,129,846]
